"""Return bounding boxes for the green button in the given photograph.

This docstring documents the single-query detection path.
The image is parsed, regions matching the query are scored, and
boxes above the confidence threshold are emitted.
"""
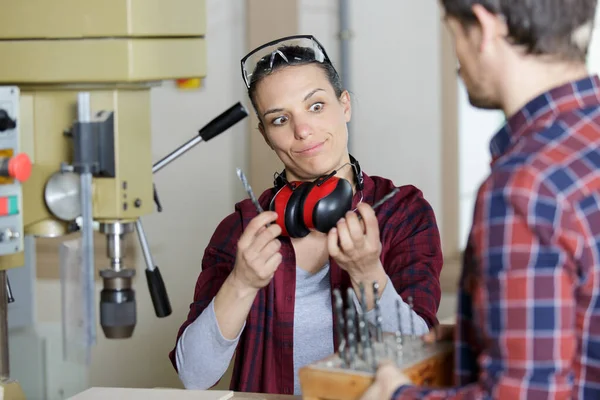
[8,196,18,215]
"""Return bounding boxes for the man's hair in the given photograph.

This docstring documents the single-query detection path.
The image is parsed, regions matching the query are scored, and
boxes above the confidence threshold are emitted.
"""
[441,0,598,62]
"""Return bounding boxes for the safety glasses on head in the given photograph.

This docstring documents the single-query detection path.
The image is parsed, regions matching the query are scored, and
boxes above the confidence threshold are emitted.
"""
[240,35,332,89]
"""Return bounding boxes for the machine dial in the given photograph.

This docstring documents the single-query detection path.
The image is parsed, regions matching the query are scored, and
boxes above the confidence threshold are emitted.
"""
[0,153,32,182]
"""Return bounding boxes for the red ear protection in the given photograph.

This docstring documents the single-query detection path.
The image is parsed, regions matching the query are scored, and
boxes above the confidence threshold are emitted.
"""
[269,172,354,238]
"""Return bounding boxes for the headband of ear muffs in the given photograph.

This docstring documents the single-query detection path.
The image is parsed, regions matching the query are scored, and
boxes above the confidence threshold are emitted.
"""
[269,158,360,238]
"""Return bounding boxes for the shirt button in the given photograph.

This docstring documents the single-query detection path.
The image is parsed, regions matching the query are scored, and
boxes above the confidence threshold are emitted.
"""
[286,295,292,301]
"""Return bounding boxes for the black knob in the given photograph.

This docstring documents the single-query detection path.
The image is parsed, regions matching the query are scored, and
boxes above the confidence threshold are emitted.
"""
[153,183,163,212]
[0,110,16,132]
[146,267,172,318]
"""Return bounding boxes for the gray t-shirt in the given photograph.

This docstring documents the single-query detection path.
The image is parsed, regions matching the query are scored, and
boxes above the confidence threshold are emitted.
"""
[175,264,429,395]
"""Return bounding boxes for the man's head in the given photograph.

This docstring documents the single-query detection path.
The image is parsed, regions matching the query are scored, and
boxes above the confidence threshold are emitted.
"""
[241,36,352,183]
[441,0,598,112]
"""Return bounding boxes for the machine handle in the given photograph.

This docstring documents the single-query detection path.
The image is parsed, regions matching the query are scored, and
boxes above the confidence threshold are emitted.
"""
[198,102,248,142]
[145,268,172,318]
[6,277,13,304]
[153,183,163,212]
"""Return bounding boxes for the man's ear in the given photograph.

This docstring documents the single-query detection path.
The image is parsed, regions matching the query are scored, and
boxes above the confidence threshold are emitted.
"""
[258,121,274,150]
[471,4,507,52]
[340,90,352,122]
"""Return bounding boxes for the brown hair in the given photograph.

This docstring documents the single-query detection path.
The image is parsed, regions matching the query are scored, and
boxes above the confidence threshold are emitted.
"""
[442,0,598,61]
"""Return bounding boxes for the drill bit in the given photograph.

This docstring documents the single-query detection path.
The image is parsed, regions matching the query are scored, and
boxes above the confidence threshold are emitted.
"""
[358,282,370,362]
[372,188,400,210]
[373,282,383,343]
[408,295,415,339]
[395,298,403,354]
[333,289,347,366]
[345,288,357,368]
[236,168,264,214]
[357,188,400,221]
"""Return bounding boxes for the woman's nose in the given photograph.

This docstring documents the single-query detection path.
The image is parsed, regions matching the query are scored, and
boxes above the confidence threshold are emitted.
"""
[293,121,312,140]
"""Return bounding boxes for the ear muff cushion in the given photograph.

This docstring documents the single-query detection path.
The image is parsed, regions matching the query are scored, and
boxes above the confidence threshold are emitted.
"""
[312,178,353,233]
[302,177,339,230]
[270,185,294,237]
[285,182,311,238]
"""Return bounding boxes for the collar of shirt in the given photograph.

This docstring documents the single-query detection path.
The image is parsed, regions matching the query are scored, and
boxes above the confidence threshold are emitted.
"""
[489,74,600,164]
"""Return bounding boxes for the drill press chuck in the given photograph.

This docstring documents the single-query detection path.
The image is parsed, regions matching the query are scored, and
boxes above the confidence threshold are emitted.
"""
[99,268,136,339]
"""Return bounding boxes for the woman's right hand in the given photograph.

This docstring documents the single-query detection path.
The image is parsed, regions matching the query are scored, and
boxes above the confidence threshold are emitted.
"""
[231,211,283,292]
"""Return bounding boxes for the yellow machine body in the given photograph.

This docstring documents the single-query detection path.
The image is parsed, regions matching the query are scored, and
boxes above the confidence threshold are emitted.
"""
[0,0,207,238]
[0,1,208,398]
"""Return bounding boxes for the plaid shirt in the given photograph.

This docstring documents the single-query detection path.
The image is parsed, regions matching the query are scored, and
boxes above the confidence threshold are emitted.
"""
[394,75,600,399]
[169,172,443,395]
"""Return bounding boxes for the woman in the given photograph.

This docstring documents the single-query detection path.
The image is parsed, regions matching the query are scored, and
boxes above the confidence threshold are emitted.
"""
[169,35,444,396]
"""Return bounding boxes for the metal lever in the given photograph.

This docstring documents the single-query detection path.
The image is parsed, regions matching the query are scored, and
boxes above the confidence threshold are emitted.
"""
[153,184,163,212]
[135,102,249,318]
[6,277,13,304]
[152,102,248,174]
[136,219,171,318]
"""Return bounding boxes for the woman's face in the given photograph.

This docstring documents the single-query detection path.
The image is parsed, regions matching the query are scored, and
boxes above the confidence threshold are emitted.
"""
[253,63,352,182]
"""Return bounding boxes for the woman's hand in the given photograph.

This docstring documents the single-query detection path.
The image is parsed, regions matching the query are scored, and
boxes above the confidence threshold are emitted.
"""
[327,202,387,308]
[231,211,283,294]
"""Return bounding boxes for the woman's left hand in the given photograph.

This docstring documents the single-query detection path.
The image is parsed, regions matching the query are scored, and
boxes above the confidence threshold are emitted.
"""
[327,202,385,288]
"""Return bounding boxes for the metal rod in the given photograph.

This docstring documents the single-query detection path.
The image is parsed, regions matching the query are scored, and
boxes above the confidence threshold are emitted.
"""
[333,289,346,360]
[152,136,203,174]
[373,282,383,342]
[395,298,403,352]
[77,92,96,344]
[6,277,13,304]
[345,304,356,368]
[358,282,369,361]
[0,271,9,379]
[135,219,156,272]
[408,296,415,339]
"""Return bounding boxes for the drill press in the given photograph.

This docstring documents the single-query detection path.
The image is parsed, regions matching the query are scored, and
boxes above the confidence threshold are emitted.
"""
[0,1,248,398]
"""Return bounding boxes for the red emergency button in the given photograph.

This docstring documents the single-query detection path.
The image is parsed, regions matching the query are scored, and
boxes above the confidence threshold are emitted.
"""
[7,153,31,182]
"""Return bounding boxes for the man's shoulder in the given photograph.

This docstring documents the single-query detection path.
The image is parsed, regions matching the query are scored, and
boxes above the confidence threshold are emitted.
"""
[490,111,600,201]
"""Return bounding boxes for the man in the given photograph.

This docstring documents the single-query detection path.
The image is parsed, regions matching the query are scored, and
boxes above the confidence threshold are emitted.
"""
[362,0,600,399]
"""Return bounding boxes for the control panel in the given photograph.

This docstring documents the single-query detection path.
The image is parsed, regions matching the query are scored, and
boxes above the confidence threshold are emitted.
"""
[0,87,31,256]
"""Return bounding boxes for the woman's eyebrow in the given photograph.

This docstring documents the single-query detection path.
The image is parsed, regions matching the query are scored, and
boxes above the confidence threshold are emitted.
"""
[304,88,325,101]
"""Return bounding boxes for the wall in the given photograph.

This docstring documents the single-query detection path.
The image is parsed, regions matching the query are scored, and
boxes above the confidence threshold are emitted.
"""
[589,8,600,76]
[456,88,504,250]
[15,0,249,393]
[299,0,340,66]
[247,0,299,193]
[348,2,443,229]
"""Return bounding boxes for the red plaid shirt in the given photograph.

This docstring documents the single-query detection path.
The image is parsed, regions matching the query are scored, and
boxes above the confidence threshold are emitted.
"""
[394,75,600,399]
[169,172,443,395]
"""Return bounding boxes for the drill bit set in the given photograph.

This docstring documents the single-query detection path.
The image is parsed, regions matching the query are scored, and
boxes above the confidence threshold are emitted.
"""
[329,282,434,375]
[298,283,454,399]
